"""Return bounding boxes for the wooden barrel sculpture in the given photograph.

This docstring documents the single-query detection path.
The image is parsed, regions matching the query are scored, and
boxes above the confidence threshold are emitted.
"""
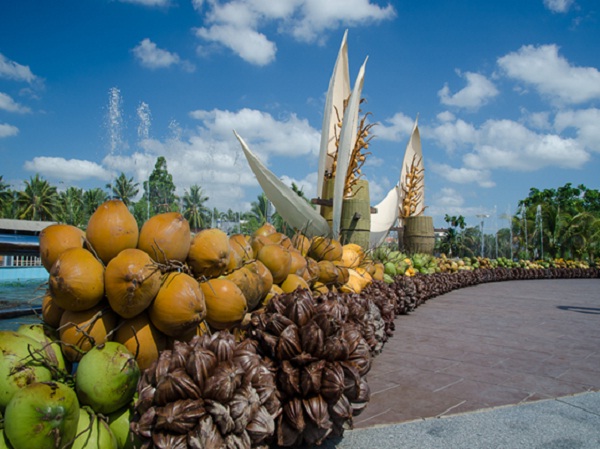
[403,215,435,255]
[340,180,371,250]
[320,178,335,227]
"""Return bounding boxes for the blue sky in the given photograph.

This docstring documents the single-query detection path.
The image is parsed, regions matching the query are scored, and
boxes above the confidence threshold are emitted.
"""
[1,0,599,231]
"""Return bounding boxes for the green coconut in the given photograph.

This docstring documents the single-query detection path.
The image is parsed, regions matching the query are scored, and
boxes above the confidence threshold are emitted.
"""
[71,407,118,449]
[0,331,54,411]
[75,342,140,415]
[4,381,80,449]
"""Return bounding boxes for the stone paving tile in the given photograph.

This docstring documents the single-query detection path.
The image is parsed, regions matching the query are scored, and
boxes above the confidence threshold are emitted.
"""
[358,279,600,428]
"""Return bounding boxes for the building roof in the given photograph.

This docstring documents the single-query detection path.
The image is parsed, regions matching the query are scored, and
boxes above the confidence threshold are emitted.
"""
[0,219,57,233]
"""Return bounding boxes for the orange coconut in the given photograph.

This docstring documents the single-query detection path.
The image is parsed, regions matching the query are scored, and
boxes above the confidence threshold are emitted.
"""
[288,248,308,277]
[49,247,105,311]
[257,243,292,285]
[148,272,206,338]
[137,212,191,263]
[229,234,254,261]
[291,232,311,256]
[199,278,247,330]
[186,228,231,279]
[104,248,162,319]
[249,234,271,257]
[225,266,264,312]
[59,303,118,362]
[280,273,310,293]
[114,312,168,371]
[39,224,86,272]
[253,222,276,238]
[316,260,339,285]
[41,290,64,328]
[86,199,139,265]
[246,259,273,300]
[309,236,343,262]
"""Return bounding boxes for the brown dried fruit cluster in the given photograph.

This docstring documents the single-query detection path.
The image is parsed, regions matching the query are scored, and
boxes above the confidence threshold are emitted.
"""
[247,289,372,447]
[131,331,281,449]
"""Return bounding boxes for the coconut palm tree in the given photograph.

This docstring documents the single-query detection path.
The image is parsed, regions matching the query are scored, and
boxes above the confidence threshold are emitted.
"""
[107,172,139,207]
[17,174,58,221]
[83,188,109,219]
[56,186,85,227]
[0,175,12,218]
[182,184,210,232]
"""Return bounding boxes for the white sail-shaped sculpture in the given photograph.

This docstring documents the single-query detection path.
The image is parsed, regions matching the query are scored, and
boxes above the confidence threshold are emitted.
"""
[332,57,368,240]
[234,131,332,238]
[398,117,423,228]
[316,30,350,213]
[368,117,422,248]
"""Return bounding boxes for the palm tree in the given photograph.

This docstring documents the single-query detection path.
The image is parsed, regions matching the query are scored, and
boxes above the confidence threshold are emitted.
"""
[0,175,12,218]
[56,186,85,226]
[107,172,139,207]
[250,192,271,225]
[181,184,210,232]
[17,174,58,221]
[83,188,109,219]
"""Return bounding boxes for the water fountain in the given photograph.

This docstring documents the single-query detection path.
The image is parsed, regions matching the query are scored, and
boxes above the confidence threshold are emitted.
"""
[520,204,528,259]
[137,102,152,219]
[535,204,543,260]
[107,87,124,196]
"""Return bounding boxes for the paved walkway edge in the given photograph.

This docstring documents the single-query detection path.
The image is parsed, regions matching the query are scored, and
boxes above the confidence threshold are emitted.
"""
[324,391,600,448]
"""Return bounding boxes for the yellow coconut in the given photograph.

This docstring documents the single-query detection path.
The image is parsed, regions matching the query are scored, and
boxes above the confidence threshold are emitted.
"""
[104,248,162,319]
[291,232,311,257]
[316,260,339,285]
[225,266,264,312]
[372,262,385,281]
[250,234,271,257]
[114,312,168,371]
[187,228,231,279]
[229,234,254,261]
[41,290,64,329]
[226,248,244,272]
[309,236,343,261]
[86,199,139,265]
[303,257,320,286]
[280,274,310,293]
[199,278,247,330]
[137,212,191,263]
[263,284,284,306]
[246,260,273,300]
[266,232,293,249]
[340,244,364,268]
[59,303,118,362]
[39,224,86,272]
[340,268,372,294]
[49,247,105,312]
[257,243,292,285]
[148,272,207,338]
[253,222,276,238]
[288,248,308,277]
[311,281,329,296]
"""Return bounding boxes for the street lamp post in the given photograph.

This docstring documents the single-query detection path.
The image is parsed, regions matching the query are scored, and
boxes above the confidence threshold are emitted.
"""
[476,214,490,258]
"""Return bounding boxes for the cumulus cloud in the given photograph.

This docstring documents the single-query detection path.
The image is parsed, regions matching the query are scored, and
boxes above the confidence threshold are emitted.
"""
[430,163,495,188]
[554,108,600,153]
[0,53,38,84]
[23,157,114,182]
[429,117,478,153]
[0,92,31,113]
[100,107,321,211]
[132,39,195,71]
[543,0,574,13]
[498,44,600,104]
[438,71,499,110]
[194,0,395,64]
[376,112,415,142]
[0,123,19,138]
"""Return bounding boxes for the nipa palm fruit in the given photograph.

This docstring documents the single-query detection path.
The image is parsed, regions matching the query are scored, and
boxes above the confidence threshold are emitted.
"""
[86,199,139,265]
[131,331,281,448]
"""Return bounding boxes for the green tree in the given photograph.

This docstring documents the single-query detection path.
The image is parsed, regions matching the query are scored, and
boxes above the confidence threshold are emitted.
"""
[17,174,58,221]
[181,184,210,232]
[56,186,85,226]
[144,157,178,215]
[0,175,12,218]
[438,214,466,257]
[108,172,139,207]
[83,188,109,219]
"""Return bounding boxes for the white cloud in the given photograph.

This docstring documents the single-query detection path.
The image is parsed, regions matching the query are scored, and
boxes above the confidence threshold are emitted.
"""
[0,123,19,138]
[429,117,478,153]
[0,53,38,83]
[438,71,499,110]
[426,187,487,224]
[118,0,171,6]
[23,157,114,182]
[0,92,31,113]
[194,0,395,64]
[498,44,600,104]
[376,112,414,142]
[554,108,600,153]
[132,39,194,71]
[543,0,574,13]
[430,163,495,188]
